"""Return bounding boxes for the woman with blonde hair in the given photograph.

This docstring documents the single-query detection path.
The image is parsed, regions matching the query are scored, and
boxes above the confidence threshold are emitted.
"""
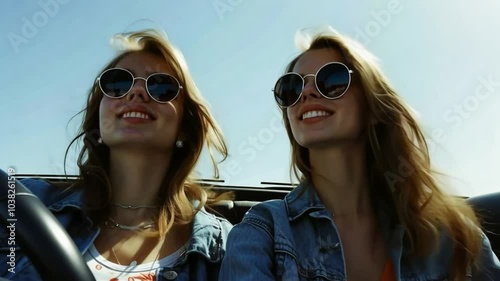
[220,27,500,280]
[0,29,232,280]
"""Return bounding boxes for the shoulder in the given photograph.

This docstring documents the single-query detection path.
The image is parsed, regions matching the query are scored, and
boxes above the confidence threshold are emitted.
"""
[225,200,287,245]
[187,208,234,264]
[196,207,233,230]
[193,207,234,246]
[241,183,309,225]
[19,178,62,202]
[243,199,286,222]
[233,199,288,238]
[204,208,233,237]
[400,224,499,273]
[18,178,83,210]
[429,228,500,278]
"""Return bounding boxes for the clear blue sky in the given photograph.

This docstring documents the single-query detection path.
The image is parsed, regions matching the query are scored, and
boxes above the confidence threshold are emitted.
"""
[1,0,499,196]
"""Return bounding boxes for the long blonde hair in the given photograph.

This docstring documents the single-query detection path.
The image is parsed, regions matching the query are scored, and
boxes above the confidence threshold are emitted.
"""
[65,29,229,236]
[281,27,483,280]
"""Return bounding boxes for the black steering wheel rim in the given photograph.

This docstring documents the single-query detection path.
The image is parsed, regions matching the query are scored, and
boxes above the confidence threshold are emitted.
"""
[0,169,95,281]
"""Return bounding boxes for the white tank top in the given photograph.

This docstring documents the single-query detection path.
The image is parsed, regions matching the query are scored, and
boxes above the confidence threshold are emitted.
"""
[84,243,185,280]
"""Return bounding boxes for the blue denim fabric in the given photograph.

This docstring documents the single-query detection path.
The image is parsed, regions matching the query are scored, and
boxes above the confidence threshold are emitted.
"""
[0,178,232,281]
[219,181,500,281]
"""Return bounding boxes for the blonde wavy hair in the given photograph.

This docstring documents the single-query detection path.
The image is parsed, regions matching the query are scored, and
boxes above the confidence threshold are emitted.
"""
[281,27,483,280]
[65,29,229,237]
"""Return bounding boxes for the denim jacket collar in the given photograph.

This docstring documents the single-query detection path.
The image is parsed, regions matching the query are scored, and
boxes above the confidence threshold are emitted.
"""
[284,179,409,278]
[285,180,326,221]
[47,187,86,212]
[284,180,407,247]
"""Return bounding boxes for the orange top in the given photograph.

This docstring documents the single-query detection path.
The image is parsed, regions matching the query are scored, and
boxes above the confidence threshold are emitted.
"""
[380,259,396,281]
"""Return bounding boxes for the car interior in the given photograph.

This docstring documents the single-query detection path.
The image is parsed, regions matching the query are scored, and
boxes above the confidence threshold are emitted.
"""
[9,173,500,256]
[0,172,499,280]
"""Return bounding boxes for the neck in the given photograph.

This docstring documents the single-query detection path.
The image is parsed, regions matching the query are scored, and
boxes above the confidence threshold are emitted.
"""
[108,148,172,225]
[309,142,372,217]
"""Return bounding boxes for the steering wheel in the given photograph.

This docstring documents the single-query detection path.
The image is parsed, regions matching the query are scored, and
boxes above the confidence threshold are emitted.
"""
[0,169,95,281]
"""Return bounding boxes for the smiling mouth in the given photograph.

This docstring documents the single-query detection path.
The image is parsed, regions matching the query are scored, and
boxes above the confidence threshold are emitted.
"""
[301,110,332,120]
[120,111,154,120]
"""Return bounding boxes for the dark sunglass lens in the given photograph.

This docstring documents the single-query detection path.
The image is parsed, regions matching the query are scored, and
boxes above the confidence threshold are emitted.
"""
[147,74,179,102]
[316,63,350,98]
[274,74,303,107]
[99,69,133,98]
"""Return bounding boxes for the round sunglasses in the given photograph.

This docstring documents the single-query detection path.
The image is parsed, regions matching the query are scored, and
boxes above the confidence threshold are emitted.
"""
[273,62,354,108]
[97,68,183,103]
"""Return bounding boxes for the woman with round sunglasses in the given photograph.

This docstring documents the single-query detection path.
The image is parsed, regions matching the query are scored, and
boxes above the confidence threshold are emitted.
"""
[219,27,500,281]
[0,30,232,280]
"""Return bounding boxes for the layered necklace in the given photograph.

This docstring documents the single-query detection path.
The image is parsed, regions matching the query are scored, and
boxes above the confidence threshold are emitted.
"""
[104,202,162,266]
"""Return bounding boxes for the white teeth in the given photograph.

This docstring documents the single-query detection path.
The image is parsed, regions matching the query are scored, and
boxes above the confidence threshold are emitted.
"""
[122,111,151,119]
[302,110,331,120]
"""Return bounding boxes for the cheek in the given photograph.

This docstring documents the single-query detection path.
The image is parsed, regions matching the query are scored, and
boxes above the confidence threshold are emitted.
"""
[99,98,116,134]
[170,101,182,120]
[341,87,367,118]
[158,101,183,127]
[339,101,369,134]
[173,100,183,118]
[286,109,297,130]
[286,108,302,140]
[286,107,298,124]
[99,98,111,118]
[171,97,184,121]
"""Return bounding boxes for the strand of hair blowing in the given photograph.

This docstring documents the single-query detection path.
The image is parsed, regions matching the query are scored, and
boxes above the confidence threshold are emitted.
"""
[364,67,482,281]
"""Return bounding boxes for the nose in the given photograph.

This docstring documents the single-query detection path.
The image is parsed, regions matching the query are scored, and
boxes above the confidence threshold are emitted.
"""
[299,74,321,102]
[127,77,150,103]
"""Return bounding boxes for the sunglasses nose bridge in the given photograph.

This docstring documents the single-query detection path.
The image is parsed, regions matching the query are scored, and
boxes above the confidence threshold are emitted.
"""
[300,74,321,100]
[131,76,147,87]
[302,74,316,89]
[129,76,149,92]
[127,76,150,102]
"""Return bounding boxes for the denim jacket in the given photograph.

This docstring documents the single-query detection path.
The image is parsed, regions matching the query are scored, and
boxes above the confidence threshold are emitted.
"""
[219,181,500,281]
[0,178,232,281]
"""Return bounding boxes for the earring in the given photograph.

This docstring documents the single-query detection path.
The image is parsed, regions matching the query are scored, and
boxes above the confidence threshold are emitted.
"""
[97,137,103,144]
[175,140,184,148]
